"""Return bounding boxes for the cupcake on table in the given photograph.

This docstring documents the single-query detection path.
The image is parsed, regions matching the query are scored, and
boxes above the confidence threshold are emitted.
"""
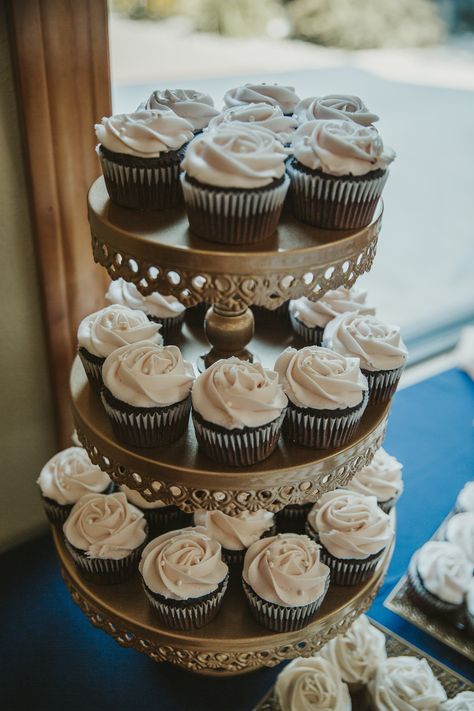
[347,447,403,513]
[137,88,219,134]
[369,656,447,710]
[223,82,300,116]
[275,656,351,711]
[456,480,474,513]
[207,102,297,146]
[295,93,379,126]
[120,485,191,538]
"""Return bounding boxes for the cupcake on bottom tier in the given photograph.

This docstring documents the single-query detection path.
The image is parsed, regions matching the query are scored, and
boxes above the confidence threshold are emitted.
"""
[455,481,474,513]
[346,447,403,514]
[120,485,191,537]
[139,527,229,630]
[275,656,351,711]
[369,656,447,710]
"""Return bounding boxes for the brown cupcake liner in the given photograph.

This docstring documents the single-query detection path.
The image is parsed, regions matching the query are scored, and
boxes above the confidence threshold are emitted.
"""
[192,410,285,467]
[142,575,229,630]
[41,484,113,526]
[361,365,405,404]
[78,347,104,393]
[242,577,329,632]
[407,554,463,618]
[64,537,147,585]
[282,391,368,449]
[275,503,313,534]
[140,505,192,538]
[289,311,324,345]
[180,173,289,244]
[287,161,387,230]
[101,388,191,448]
[147,311,185,344]
[252,302,289,325]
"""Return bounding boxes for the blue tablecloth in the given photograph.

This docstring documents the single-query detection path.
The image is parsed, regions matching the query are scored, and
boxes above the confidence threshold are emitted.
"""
[2,368,473,710]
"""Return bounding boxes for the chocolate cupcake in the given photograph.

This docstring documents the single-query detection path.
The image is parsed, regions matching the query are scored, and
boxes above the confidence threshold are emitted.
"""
[139,527,229,630]
[242,533,330,632]
[137,88,219,134]
[287,119,394,229]
[323,313,408,405]
[37,447,112,525]
[101,341,195,448]
[347,447,403,513]
[445,512,474,564]
[180,124,289,245]
[455,480,474,513]
[120,485,191,537]
[275,503,314,534]
[274,346,368,449]
[295,94,379,127]
[369,656,447,710]
[223,82,300,116]
[306,489,393,586]
[275,656,351,711]
[77,304,162,392]
[442,691,474,710]
[207,103,297,145]
[63,492,148,584]
[95,110,193,210]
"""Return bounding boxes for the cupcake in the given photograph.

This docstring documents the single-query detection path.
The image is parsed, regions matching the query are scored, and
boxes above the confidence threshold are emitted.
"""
[193,509,275,567]
[191,357,287,467]
[287,119,395,229]
[274,346,368,449]
[369,656,447,710]
[207,103,297,145]
[105,278,186,343]
[120,485,191,537]
[242,533,330,632]
[37,447,112,525]
[306,489,393,585]
[223,82,300,116]
[445,513,474,563]
[347,447,403,513]
[77,304,162,392]
[407,541,473,619]
[442,692,474,710]
[137,89,219,133]
[465,578,474,637]
[275,656,351,711]
[320,614,386,692]
[288,285,375,346]
[95,110,193,210]
[323,313,408,405]
[455,481,474,513]
[275,503,314,535]
[63,492,148,584]
[180,124,289,245]
[139,527,229,630]
[101,341,195,448]
[295,94,379,126]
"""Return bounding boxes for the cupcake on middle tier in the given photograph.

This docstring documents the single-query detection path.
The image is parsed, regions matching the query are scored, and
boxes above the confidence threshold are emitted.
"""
[347,447,403,513]
[120,485,191,537]
[274,346,368,449]
[207,103,298,145]
[137,88,219,133]
[306,489,393,585]
[275,656,351,711]
[369,656,447,711]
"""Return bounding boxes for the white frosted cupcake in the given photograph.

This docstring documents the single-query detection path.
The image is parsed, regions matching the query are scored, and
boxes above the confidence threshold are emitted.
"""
[180,124,289,245]
[289,285,375,346]
[242,533,330,632]
[369,656,447,710]
[101,341,195,448]
[347,447,403,513]
[139,526,229,630]
[445,513,474,564]
[120,485,191,537]
[207,103,297,145]
[456,481,474,513]
[306,489,393,585]
[223,82,300,116]
[63,492,148,583]
[324,313,408,404]
[137,89,219,133]
[275,656,351,711]
[442,691,474,710]
[95,110,193,209]
[191,357,287,466]
[275,346,368,449]
[77,304,162,392]
[295,94,379,127]
[37,447,111,525]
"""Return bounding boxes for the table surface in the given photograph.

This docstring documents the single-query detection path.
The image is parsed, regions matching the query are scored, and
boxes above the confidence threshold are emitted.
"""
[2,368,474,711]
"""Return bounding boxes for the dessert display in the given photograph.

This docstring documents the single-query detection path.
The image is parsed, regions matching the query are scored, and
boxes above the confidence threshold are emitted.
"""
[347,446,403,513]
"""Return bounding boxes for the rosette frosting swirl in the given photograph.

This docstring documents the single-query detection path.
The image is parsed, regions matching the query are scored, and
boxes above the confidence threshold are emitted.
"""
[243,533,330,607]
[295,94,379,126]
[102,341,195,407]
[456,481,474,512]
[415,541,473,604]
[37,447,111,505]
[120,485,166,510]
[207,103,297,144]
[289,285,375,329]
[442,692,474,710]
[194,509,274,551]
[275,656,351,711]
[310,489,393,560]
[192,357,287,429]
[223,83,300,115]
[137,89,219,130]
[369,656,447,711]
[139,527,228,600]
[95,110,193,157]
[106,278,185,318]
[292,119,395,176]
[324,313,408,372]
[445,513,474,564]
[274,346,367,410]
[347,447,403,503]
[63,492,147,559]
[77,304,162,358]
[181,124,287,188]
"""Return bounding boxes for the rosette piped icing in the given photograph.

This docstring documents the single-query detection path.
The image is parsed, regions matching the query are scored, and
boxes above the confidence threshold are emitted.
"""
[369,656,447,710]
[95,110,194,157]
[207,103,297,145]
[445,513,474,564]
[442,692,474,710]
[137,89,219,131]
[77,305,162,358]
[347,447,403,504]
[223,83,300,115]
[275,656,351,711]
[106,278,185,319]
[37,447,111,505]
[289,285,375,330]
[415,541,473,604]
[295,94,379,126]
[194,509,274,551]
[456,481,474,512]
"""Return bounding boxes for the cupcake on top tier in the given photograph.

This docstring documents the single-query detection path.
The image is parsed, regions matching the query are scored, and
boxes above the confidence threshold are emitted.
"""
[306,489,393,585]
[323,313,408,404]
[442,692,474,710]
[289,285,375,346]
[223,82,300,116]
[180,124,289,245]
[37,446,111,525]
[137,89,219,133]
[369,656,447,710]
[275,656,351,711]
[275,346,368,449]
[207,103,297,145]
[120,484,191,537]
[95,110,193,210]
[106,278,186,343]
[77,304,162,392]
[347,447,403,513]
[456,481,474,513]
[242,533,330,632]
[287,119,395,229]
[295,94,379,126]
[192,357,287,466]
